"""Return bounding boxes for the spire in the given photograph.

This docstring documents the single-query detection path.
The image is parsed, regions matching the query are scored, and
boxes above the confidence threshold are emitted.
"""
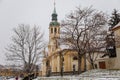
[52,0,57,21]
[50,0,60,26]
[53,0,56,14]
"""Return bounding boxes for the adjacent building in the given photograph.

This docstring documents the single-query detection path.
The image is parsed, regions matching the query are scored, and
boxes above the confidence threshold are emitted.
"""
[109,22,120,69]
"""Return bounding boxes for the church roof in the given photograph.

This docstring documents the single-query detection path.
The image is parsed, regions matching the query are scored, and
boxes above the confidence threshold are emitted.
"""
[49,21,60,26]
[49,0,60,26]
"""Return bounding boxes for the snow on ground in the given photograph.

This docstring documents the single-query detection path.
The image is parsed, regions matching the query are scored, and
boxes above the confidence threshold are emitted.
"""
[8,69,120,80]
[78,69,120,80]
[80,69,120,77]
[8,78,22,80]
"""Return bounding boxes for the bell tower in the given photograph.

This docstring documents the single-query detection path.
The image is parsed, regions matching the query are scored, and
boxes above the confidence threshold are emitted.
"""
[48,0,60,55]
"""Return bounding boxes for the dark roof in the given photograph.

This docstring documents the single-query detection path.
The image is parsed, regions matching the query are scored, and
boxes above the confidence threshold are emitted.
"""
[49,21,60,26]
[112,22,120,30]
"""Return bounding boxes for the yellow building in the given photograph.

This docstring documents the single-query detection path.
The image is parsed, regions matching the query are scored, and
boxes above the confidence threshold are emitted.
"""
[41,4,86,76]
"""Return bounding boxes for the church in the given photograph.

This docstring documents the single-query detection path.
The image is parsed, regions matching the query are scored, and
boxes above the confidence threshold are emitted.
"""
[41,2,120,77]
[41,3,84,76]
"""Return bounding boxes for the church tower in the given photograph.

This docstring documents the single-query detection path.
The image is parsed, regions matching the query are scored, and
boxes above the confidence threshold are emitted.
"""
[48,1,60,55]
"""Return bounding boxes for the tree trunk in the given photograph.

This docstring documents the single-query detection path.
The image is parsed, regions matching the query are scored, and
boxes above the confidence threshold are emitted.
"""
[78,55,82,74]
[91,61,95,69]
[84,54,87,71]
[90,58,95,69]
[60,53,63,77]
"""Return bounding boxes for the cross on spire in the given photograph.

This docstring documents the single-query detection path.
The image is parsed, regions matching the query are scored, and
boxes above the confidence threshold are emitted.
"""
[54,0,56,7]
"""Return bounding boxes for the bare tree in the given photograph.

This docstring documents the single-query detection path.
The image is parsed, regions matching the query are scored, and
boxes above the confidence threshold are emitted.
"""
[86,29,107,69]
[84,12,108,69]
[60,6,107,73]
[6,24,44,74]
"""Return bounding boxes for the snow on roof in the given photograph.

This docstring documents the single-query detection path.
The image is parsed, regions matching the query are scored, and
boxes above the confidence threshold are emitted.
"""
[112,22,120,30]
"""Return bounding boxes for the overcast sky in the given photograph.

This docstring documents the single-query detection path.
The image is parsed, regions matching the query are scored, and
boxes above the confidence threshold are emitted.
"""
[0,0,120,65]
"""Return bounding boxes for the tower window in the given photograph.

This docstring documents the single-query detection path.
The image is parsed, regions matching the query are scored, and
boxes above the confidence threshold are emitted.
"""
[62,57,64,61]
[58,28,60,34]
[54,28,57,33]
[51,28,53,34]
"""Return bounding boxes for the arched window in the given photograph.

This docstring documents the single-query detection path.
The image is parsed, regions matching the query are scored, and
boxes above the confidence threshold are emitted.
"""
[62,57,64,61]
[54,28,57,33]
[51,28,53,34]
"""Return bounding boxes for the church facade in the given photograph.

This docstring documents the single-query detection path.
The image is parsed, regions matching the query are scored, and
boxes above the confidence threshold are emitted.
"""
[41,5,84,76]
